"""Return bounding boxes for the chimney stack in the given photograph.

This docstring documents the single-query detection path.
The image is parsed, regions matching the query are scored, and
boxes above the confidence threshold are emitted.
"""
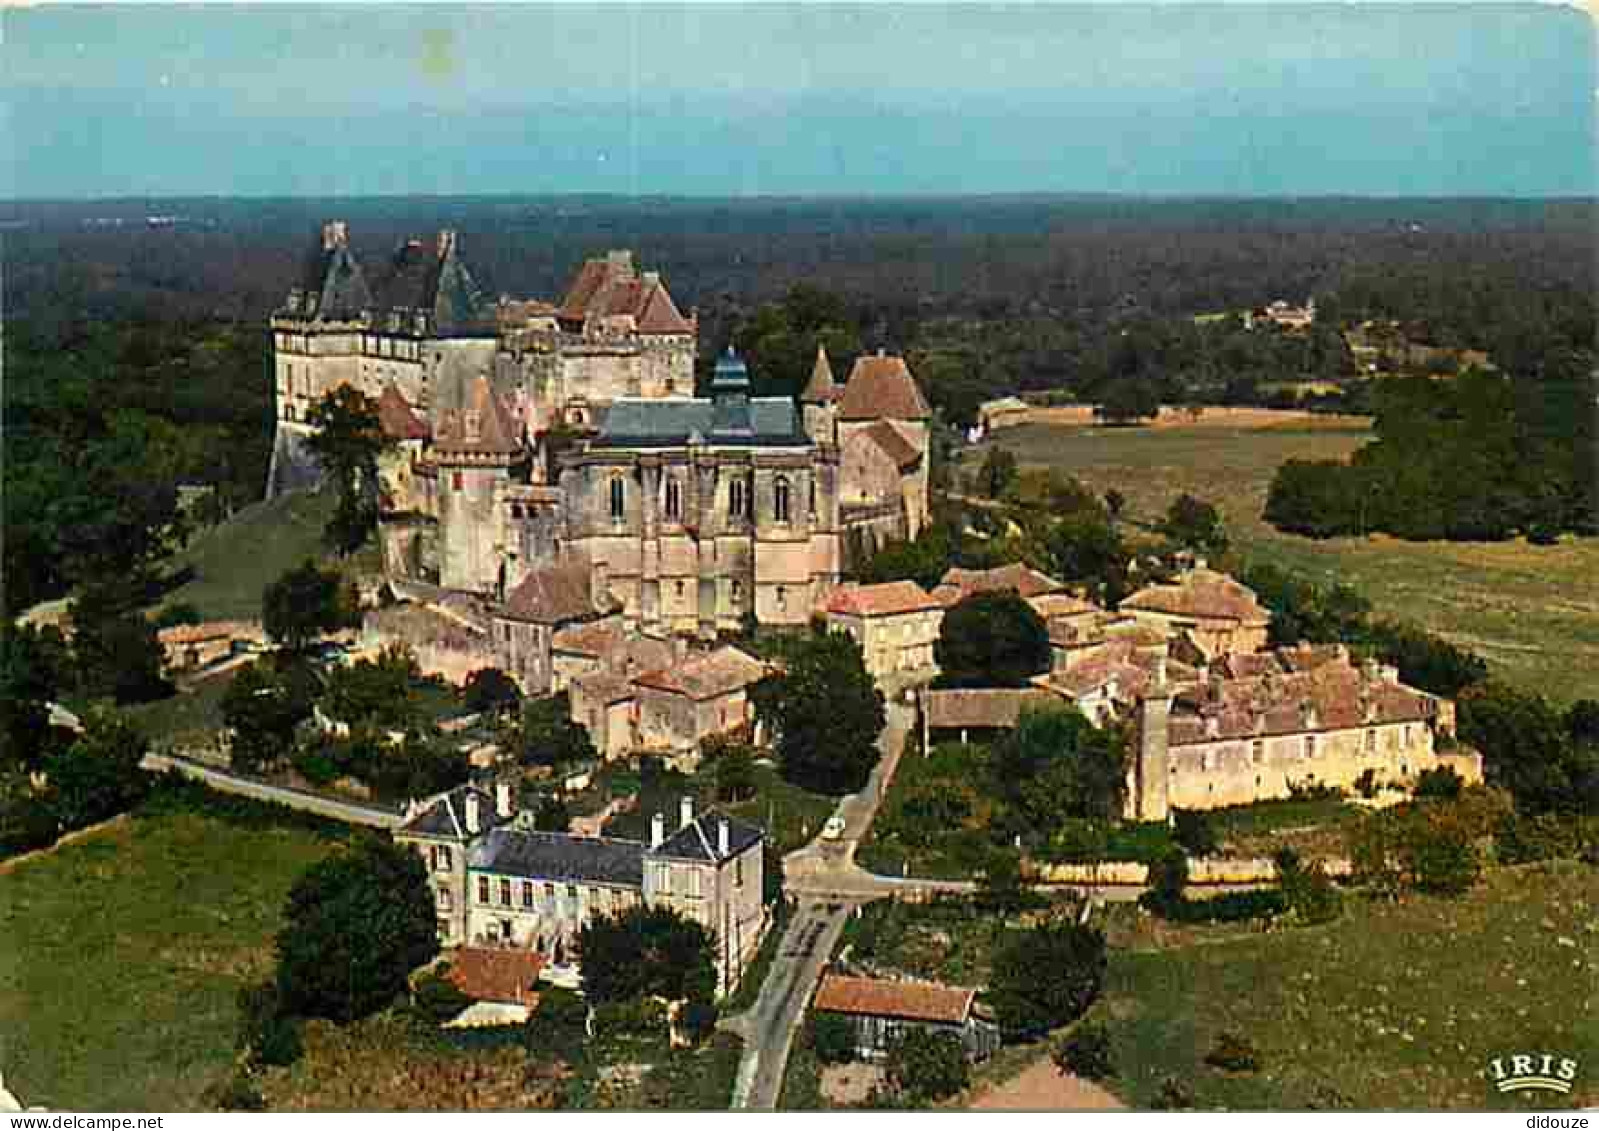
[718,819,730,857]
[651,812,666,849]
[465,792,481,836]
[321,220,348,251]
[679,795,694,830]
[495,780,513,819]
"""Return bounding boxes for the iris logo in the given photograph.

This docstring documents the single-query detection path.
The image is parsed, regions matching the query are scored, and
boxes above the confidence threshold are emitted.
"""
[1489,1054,1579,1095]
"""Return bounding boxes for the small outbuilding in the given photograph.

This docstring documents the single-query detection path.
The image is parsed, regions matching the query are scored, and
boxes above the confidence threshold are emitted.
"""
[812,974,1001,1062]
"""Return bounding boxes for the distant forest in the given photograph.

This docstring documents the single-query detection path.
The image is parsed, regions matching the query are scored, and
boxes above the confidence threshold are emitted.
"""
[3,195,1595,614]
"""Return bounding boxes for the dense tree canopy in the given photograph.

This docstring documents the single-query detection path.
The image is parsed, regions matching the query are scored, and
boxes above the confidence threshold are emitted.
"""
[993,705,1130,829]
[43,708,153,832]
[577,904,717,1005]
[1158,494,1229,557]
[988,920,1107,1039]
[262,560,358,653]
[505,692,596,769]
[935,592,1050,689]
[275,838,439,1023]
[755,631,885,795]
[305,386,394,555]
[222,657,319,774]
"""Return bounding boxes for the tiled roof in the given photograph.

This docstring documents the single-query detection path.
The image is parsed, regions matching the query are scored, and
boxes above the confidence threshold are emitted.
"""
[801,345,840,403]
[552,620,625,658]
[377,384,430,441]
[633,646,768,700]
[813,975,974,1025]
[448,947,545,1006]
[595,397,802,445]
[825,580,940,618]
[924,688,1054,730]
[939,563,1064,600]
[400,784,505,840]
[1120,568,1269,625]
[836,355,931,421]
[557,251,692,335]
[1166,656,1438,746]
[635,279,694,334]
[651,810,764,863]
[573,670,636,707]
[157,620,256,646]
[501,563,619,625]
[433,376,523,457]
[472,827,646,887]
[1029,593,1103,621]
[860,421,922,470]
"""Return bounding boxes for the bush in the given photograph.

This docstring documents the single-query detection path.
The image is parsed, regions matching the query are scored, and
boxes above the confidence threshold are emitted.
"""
[1354,768,1380,799]
[1204,1031,1261,1073]
[1413,765,1464,800]
[988,920,1106,1039]
[592,997,669,1040]
[1143,887,1287,924]
[811,1012,857,1065]
[678,999,719,1046]
[212,1072,265,1112]
[1146,848,1189,912]
[1494,812,1595,865]
[412,968,473,1025]
[1154,1076,1196,1110]
[1054,1022,1116,1080]
[254,1013,304,1068]
[1274,847,1342,925]
[1173,809,1219,857]
[886,1028,969,1102]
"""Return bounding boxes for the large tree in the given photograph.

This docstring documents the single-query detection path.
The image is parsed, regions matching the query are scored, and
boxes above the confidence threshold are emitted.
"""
[1044,515,1131,606]
[68,580,170,705]
[1158,494,1229,557]
[935,591,1050,689]
[577,903,717,1005]
[987,920,1106,1039]
[43,708,153,832]
[222,657,318,774]
[275,838,439,1023]
[756,631,884,796]
[262,560,358,653]
[993,705,1130,830]
[1095,378,1161,425]
[305,386,394,555]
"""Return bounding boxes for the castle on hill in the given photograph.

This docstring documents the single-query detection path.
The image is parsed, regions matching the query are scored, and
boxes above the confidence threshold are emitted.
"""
[269,222,930,682]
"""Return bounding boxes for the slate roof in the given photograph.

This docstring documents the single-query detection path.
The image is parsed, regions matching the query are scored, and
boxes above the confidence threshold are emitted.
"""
[400,784,505,840]
[836,355,931,421]
[651,810,764,863]
[377,384,430,441]
[501,563,619,625]
[860,421,922,470]
[825,580,940,617]
[449,947,545,1006]
[595,397,803,446]
[294,232,374,321]
[813,975,975,1025]
[363,233,492,333]
[801,345,840,403]
[472,827,646,887]
[1120,568,1269,626]
[923,688,1054,731]
[633,646,768,700]
[433,376,523,457]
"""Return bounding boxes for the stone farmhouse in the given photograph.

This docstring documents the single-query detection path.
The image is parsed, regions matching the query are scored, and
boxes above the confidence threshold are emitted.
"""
[271,224,932,667]
[396,784,766,998]
[811,974,1001,1062]
[822,580,944,682]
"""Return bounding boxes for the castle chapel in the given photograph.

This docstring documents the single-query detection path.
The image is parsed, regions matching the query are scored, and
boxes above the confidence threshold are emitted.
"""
[270,222,930,649]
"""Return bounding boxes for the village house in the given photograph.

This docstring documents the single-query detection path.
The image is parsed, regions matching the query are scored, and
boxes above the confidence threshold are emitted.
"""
[932,563,1065,606]
[811,974,1001,1062]
[630,646,770,766]
[396,788,766,998]
[823,580,943,683]
[1126,645,1480,820]
[155,620,260,676]
[921,687,1055,746]
[1118,562,1271,661]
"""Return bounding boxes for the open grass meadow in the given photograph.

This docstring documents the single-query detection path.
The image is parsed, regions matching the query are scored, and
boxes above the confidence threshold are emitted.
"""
[1098,861,1598,1111]
[974,414,1599,703]
[0,810,338,1110]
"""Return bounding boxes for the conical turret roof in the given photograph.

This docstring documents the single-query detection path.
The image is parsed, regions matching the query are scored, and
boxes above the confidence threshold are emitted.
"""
[801,344,839,403]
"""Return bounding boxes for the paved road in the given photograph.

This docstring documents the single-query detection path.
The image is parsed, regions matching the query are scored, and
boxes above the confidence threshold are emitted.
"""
[142,752,405,828]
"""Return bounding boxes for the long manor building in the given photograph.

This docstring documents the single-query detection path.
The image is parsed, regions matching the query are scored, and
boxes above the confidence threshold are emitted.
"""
[271,222,930,652]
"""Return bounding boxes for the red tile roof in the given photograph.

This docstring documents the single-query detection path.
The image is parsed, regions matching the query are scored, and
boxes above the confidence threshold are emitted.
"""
[861,421,922,470]
[825,580,940,617]
[1120,568,1269,625]
[1028,593,1102,621]
[814,975,975,1025]
[939,563,1064,600]
[447,948,545,1006]
[556,252,692,335]
[633,646,768,700]
[433,376,522,457]
[376,384,431,441]
[923,688,1054,730]
[501,563,619,625]
[836,355,931,421]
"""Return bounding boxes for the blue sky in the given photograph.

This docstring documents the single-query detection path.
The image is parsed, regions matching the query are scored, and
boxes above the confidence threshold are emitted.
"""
[4,4,1594,198]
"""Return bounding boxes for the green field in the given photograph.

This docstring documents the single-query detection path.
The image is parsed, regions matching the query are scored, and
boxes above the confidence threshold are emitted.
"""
[0,811,337,1110]
[977,418,1599,703]
[161,488,340,622]
[1099,861,1598,1110]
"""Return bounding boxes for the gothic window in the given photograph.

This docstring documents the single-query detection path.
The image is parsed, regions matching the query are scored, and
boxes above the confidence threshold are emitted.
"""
[665,476,682,521]
[610,476,626,522]
[774,476,792,523]
[729,477,748,520]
